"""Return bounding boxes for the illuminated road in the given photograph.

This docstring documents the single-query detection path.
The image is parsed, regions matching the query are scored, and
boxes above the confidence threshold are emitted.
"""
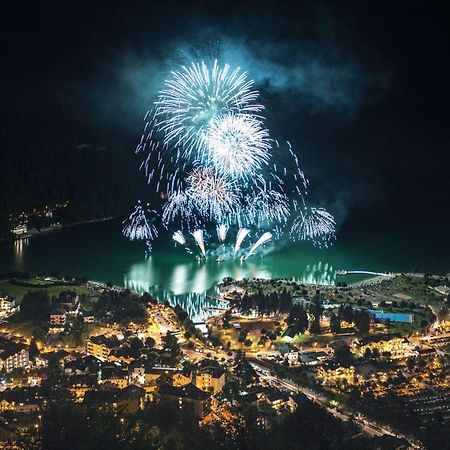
[249,360,424,449]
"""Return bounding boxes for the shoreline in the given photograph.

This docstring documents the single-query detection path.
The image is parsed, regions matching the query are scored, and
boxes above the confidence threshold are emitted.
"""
[3,216,119,242]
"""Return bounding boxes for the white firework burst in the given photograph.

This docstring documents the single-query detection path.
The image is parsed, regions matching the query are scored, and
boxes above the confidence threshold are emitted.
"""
[122,202,158,242]
[162,167,239,228]
[155,60,264,158]
[205,114,271,178]
[244,189,290,227]
[291,207,336,248]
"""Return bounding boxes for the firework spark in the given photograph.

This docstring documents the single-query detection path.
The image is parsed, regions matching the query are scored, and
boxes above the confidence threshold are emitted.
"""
[122,202,158,242]
[192,229,207,258]
[234,227,250,256]
[247,231,272,257]
[216,224,229,242]
[290,207,336,248]
[244,189,290,227]
[172,230,186,246]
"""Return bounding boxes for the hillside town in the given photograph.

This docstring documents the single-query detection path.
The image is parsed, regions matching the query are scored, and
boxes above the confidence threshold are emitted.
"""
[0,271,448,449]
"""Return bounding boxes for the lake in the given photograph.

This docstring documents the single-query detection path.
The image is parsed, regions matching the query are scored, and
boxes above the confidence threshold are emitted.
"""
[0,218,448,320]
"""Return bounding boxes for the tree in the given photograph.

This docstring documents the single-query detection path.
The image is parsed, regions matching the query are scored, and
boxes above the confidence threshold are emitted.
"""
[355,311,370,334]
[406,357,416,370]
[334,344,353,364]
[21,290,50,320]
[309,319,321,335]
[329,313,341,334]
[311,290,323,322]
[162,332,180,360]
[32,326,47,342]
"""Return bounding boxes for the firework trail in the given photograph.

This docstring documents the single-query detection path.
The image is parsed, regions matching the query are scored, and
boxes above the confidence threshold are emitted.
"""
[247,232,272,257]
[290,207,336,248]
[216,224,229,242]
[172,230,186,245]
[122,202,158,242]
[192,229,207,259]
[234,228,250,256]
[205,114,271,179]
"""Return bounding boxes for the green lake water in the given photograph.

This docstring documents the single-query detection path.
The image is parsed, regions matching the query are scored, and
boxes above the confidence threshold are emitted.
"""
[0,219,448,320]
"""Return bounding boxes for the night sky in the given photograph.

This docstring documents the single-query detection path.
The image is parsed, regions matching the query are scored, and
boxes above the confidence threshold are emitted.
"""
[1,1,449,241]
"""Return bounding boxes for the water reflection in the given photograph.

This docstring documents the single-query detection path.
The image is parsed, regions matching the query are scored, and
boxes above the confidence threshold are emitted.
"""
[13,238,29,268]
[303,262,336,285]
[123,256,336,321]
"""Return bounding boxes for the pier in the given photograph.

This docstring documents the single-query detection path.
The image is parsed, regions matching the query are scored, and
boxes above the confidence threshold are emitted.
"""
[336,270,392,277]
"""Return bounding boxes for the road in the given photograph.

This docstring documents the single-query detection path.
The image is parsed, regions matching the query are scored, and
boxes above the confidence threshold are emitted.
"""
[249,359,424,449]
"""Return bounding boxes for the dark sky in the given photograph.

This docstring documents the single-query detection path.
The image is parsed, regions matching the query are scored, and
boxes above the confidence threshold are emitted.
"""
[1,0,449,237]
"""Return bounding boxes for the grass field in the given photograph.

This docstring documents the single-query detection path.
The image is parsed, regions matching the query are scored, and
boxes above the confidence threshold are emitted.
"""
[0,278,92,303]
[0,319,38,339]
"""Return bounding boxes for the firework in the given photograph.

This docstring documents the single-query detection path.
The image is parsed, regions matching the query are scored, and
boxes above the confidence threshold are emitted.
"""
[216,224,229,242]
[192,229,207,258]
[155,60,264,158]
[205,115,271,178]
[122,202,158,242]
[172,230,186,246]
[129,56,337,256]
[290,207,336,248]
[234,227,250,256]
[163,167,239,227]
[244,189,290,227]
[247,231,272,257]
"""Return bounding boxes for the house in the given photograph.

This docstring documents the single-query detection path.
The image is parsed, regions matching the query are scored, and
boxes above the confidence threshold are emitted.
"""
[0,296,16,312]
[195,367,225,393]
[285,351,299,366]
[83,315,95,324]
[49,308,66,330]
[298,351,329,366]
[56,292,80,316]
[64,355,100,376]
[99,364,129,389]
[266,390,297,412]
[354,333,412,359]
[143,367,176,392]
[84,385,145,414]
[11,223,28,236]
[0,343,29,372]
[129,366,145,386]
[86,335,120,359]
[158,383,211,420]
[27,369,48,387]
[172,368,192,387]
[67,374,98,401]
[0,387,44,413]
